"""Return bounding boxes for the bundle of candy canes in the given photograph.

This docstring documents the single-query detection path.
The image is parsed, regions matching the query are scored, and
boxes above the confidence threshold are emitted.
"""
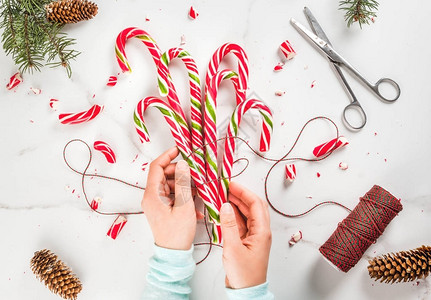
[57,28,349,243]
[114,28,273,243]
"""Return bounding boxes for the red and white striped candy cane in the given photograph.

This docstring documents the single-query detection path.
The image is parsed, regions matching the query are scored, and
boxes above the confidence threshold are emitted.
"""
[203,70,241,218]
[157,48,205,175]
[134,97,219,219]
[116,30,190,146]
[206,43,249,104]
[59,104,103,125]
[220,98,273,207]
[313,136,349,158]
[115,27,161,72]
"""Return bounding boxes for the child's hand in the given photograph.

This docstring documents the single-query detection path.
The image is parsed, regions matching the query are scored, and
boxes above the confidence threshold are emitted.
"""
[142,147,197,250]
[220,182,272,289]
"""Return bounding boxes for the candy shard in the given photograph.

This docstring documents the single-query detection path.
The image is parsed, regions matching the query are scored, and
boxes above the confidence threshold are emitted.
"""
[107,76,117,86]
[285,164,296,182]
[274,90,285,96]
[280,40,296,61]
[311,80,316,88]
[107,215,127,240]
[90,196,102,210]
[274,63,284,72]
[188,6,198,19]
[339,162,348,170]
[313,136,349,158]
[30,87,42,95]
[49,99,59,110]
[94,140,116,164]
[6,72,22,90]
[289,231,302,246]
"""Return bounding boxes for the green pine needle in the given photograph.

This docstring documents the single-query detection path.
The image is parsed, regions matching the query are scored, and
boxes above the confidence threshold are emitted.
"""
[339,0,379,28]
[0,0,80,77]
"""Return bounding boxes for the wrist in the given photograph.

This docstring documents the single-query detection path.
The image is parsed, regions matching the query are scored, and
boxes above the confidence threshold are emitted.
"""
[228,276,267,289]
[154,239,193,251]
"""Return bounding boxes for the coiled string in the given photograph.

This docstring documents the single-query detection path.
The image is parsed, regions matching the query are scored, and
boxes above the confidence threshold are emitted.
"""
[63,116,351,264]
[319,185,402,272]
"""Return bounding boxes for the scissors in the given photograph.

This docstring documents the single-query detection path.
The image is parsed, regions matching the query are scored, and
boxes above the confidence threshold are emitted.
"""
[291,7,401,130]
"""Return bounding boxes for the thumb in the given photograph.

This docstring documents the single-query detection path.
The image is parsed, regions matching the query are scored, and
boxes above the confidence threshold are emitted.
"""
[174,160,192,207]
[220,203,242,248]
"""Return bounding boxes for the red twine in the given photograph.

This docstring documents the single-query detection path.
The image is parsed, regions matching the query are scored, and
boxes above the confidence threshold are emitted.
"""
[319,185,402,272]
[63,116,383,265]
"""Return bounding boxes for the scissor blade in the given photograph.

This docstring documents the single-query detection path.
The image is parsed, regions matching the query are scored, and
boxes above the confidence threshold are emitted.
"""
[303,7,332,46]
[291,18,343,64]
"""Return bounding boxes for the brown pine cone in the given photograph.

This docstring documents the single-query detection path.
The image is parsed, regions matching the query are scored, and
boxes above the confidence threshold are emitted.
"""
[46,0,98,24]
[367,245,431,283]
[30,249,82,299]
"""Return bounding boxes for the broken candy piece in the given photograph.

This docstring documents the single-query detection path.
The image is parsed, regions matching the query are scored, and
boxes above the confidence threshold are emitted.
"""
[6,72,22,90]
[274,63,284,72]
[280,40,296,61]
[107,76,118,87]
[30,87,42,95]
[289,231,302,246]
[338,162,348,170]
[285,164,296,183]
[90,196,102,210]
[188,6,198,19]
[94,140,117,164]
[107,215,127,240]
[313,136,349,158]
[59,104,103,125]
[49,99,59,110]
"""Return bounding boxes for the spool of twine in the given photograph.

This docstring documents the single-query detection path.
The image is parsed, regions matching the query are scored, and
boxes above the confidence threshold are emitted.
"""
[319,185,403,272]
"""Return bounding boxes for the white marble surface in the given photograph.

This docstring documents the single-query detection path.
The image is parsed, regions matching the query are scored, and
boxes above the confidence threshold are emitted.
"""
[1,0,430,299]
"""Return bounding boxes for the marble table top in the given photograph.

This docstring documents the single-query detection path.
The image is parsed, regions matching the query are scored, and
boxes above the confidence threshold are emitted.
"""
[1,0,430,299]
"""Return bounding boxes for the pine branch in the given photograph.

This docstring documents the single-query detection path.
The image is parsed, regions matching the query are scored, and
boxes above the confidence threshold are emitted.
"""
[0,0,80,77]
[339,0,379,28]
[33,14,79,77]
[2,4,18,55]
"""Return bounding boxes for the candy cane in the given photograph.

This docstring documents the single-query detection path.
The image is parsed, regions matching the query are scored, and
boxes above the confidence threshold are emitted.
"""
[220,98,273,208]
[203,69,241,212]
[93,141,116,164]
[206,43,249,104]
[59,104,103,125]
[157,48,205,175]
[134,97,220,221]
[116,29,191,146]
[115,27,161,72]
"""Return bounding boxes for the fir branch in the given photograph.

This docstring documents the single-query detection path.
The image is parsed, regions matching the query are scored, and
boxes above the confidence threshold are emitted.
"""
[1,2,19,56]
[33,14,79,77]
[339,0,379,28]
[1,0,80,77]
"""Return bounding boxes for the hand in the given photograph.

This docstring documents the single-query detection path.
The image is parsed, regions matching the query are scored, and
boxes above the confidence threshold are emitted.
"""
[141,147,197,250]
[220,181,272,289]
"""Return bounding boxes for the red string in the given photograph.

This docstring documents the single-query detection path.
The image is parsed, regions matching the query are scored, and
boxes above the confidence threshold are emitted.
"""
[319,185,403,272]
[63,116,351,264]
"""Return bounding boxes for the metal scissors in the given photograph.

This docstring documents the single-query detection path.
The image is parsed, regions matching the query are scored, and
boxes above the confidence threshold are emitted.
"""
[291,7,401,130]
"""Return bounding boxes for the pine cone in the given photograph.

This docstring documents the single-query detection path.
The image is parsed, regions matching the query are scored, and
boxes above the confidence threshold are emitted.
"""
[30,249,82,300]
[368,245,431,283]
[46,0,98,24]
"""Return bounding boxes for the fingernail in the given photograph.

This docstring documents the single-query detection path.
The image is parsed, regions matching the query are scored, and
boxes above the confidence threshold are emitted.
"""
[177,160,188,171]
[221,203,233,214]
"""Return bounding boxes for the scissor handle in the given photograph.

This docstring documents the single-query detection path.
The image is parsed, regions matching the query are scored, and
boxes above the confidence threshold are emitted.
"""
[371,78,401,103]
[342,101,367,130]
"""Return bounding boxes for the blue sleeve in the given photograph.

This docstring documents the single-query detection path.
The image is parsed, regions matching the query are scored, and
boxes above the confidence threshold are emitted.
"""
[142,245,195,300]
[225,281,275,300]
